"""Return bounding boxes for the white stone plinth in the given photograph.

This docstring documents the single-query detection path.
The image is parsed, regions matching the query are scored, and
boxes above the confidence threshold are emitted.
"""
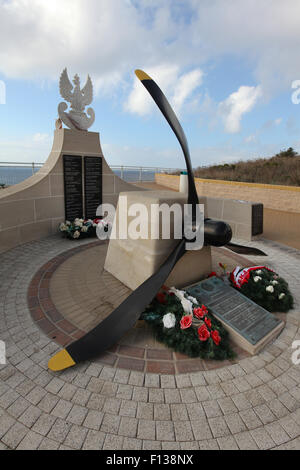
[104,190,211,290]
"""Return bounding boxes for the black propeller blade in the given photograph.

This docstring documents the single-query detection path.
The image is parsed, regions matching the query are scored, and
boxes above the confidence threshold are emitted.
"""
[225,242,267,257]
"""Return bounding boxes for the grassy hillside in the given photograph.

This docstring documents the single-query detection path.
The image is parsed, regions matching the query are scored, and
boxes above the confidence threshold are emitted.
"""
[190,148,300,187]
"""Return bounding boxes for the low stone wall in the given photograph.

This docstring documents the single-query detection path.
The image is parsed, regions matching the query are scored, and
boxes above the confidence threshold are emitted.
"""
[155,174,300,213]
[155,173,300,249]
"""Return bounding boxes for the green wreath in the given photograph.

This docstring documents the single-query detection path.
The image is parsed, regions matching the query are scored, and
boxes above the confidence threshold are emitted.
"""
[230,267,294,313]
[141,288,235,361]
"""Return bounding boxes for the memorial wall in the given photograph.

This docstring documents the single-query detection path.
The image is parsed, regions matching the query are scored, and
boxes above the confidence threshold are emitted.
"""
[0,129,140,254]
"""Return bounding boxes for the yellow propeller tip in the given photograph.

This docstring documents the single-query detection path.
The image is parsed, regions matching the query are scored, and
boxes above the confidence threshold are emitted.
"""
[48,349,76,372]
[135,69,152,81]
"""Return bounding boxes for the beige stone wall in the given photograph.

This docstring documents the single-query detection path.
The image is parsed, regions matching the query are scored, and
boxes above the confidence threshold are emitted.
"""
[263,208,300,250]
[155,174,300,213]
[0,129,141,254]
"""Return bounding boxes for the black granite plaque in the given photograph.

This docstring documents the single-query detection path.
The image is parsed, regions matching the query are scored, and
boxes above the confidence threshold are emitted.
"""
[252,203,263,236]
[63,155,83,221]
[84,156,102,220]
[187,277,282,345]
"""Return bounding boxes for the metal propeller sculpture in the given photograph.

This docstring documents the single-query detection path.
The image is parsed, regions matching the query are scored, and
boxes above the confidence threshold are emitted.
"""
[48,70,266,372]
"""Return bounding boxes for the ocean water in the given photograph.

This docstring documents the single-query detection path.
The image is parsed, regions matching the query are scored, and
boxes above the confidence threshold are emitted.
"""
[0,166,157,186]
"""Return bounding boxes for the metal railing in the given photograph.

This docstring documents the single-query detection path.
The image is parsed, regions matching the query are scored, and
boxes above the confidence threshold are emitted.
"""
[0,161,183,186]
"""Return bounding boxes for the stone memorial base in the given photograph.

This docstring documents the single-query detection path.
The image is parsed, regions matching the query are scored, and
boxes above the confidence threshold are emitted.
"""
[187,277,285,355]
[104,190,211,290]
[222,319,285,355]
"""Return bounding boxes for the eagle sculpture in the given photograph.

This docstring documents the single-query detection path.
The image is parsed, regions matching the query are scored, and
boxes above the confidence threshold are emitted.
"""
[58,68,95,131]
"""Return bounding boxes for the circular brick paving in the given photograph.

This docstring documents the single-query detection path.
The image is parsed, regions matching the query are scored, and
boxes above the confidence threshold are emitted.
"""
[1,235,300,450]
[26,240,261,374]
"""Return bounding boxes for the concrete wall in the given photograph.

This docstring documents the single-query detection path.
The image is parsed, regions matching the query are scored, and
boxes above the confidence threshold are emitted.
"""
[0,129,141,254]
[156,173,300,249]
[155,174,300,213]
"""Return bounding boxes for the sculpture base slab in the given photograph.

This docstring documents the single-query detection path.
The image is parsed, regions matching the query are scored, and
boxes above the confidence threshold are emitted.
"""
[186,277,285,355]
[104,190,211,290]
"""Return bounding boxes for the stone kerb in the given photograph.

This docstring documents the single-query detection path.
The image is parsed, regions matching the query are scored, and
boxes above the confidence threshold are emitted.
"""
[0,129,141,254]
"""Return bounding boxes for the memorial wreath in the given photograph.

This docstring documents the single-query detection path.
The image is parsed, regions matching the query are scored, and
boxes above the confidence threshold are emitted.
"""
[229,266,294,313]
[141,286,235,360]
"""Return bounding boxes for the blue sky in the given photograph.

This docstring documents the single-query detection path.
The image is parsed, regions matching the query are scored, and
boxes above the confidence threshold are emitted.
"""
[0,0,300,168]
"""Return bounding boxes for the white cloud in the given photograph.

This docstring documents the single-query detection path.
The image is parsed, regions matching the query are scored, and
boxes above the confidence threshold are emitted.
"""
[1,1,300,100]
[245,134,256,143]
[172,69,203,114]
[219,85,262,133]
[125,65,202,116]
[33,133,50,143]
[0,134,52,162]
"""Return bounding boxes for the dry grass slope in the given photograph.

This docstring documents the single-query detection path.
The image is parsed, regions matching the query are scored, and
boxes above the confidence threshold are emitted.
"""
[175,148,300,187]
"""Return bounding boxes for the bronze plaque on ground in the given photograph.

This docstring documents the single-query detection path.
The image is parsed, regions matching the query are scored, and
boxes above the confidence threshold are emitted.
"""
[186,277,284,354]
[63,155,83,221]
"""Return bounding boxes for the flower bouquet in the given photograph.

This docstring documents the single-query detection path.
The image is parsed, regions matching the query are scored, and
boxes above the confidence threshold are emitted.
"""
[141,286,235,360]
[59,218,111,240]
[230,266,294,313]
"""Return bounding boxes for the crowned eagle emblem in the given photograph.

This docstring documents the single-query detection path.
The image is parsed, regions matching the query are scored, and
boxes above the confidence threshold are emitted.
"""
[58,68,95,131]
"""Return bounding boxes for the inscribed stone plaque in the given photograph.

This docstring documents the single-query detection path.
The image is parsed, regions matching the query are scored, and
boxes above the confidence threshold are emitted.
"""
[84,156,102,220]
[187,277,284,353]
[63,155,83,221]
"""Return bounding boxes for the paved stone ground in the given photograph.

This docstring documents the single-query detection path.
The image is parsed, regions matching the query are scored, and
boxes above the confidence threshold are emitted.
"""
[0,234,300,450]
[28,240,256,374]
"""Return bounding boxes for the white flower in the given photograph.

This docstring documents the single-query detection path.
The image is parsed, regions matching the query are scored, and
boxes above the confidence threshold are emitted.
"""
[66,221,71,226]
[73,231,81,239]
[181,297,193,315]
[256,270,262,275]
[60,223,68,232]
[187,295,198,305]
[169,287,186,301]
[266,285,274,293]
[271,280,279,285]
[169,287,194,314]
[81,226,88,233]
[75,218,84,227]
[279,293,286,300]
[254,276,262,283]
[162,313,176,329]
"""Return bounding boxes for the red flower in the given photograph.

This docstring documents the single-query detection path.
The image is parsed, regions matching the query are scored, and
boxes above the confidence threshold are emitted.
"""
[211,330,221,346]
[193,307,205,319]
[204,317,212,329]
[198,324,210,342]
[201,305,208,315]
[209,272,217,278]
[156,292,166,304]
[180,315,193,330]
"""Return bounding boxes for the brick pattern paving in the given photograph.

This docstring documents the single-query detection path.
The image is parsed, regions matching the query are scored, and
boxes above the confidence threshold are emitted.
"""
[26,241,255,374]
[0,235,299,449]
